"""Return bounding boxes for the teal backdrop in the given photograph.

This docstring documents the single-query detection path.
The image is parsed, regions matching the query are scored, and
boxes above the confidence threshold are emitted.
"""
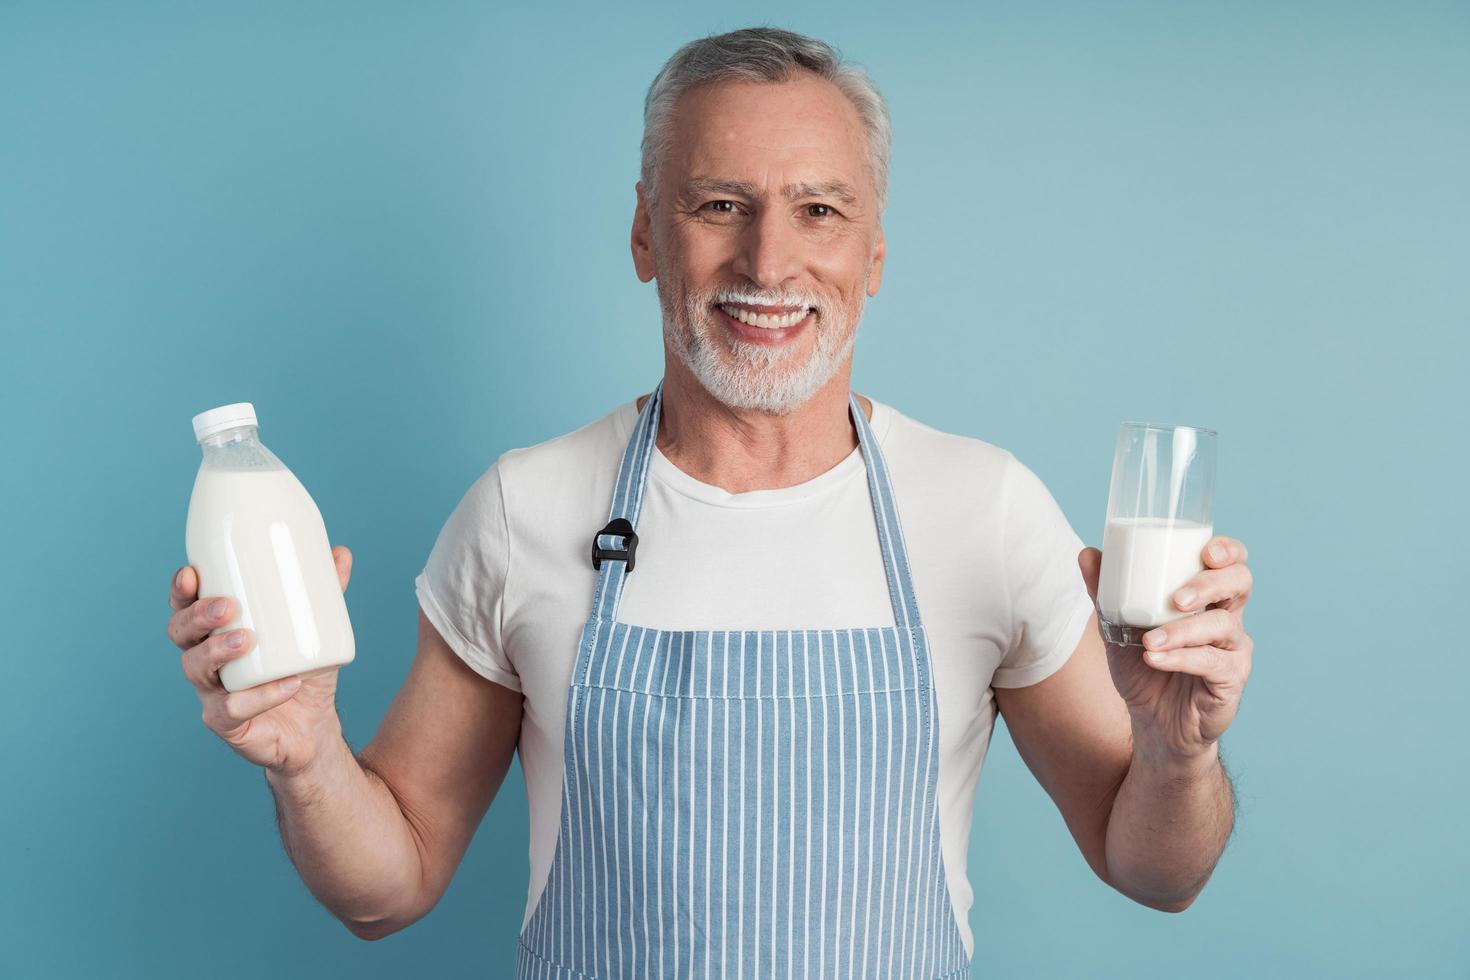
[3,2,1466,977]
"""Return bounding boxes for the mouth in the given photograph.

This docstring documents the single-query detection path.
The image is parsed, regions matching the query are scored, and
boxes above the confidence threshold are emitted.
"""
[713,302,816,345]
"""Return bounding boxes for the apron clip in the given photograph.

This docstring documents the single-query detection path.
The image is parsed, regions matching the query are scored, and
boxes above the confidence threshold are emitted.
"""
[591,518,638,573]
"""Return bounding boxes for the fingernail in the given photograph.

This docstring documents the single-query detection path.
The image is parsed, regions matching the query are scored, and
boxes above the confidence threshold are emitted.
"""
[227,631,244,649]
[282,676,301,691]
[175,569,184,590]
[1210,544,1226,562]
[1174,588,1196,609]
[1148,651,1167,662]
[208,599,227,620]
[1144,628,1167,647]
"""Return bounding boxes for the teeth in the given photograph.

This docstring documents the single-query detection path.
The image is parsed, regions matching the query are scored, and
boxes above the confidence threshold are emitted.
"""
[718,304,808,329]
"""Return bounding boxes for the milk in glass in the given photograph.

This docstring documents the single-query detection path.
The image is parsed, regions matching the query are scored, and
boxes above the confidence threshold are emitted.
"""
[1096,422,1217,646]
[1096,517,1214,629]
[185,403,354,692]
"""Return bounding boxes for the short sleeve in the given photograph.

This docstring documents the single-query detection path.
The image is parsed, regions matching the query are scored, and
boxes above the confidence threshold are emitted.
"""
[990,453,1096,689]
[414,458,521,691]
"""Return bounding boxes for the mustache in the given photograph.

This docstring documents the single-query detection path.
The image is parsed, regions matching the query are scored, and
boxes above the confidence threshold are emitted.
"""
[701,285,826,313]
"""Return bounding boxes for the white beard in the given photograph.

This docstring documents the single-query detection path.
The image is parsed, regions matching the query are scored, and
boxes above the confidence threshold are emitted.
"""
[660,282,864,416]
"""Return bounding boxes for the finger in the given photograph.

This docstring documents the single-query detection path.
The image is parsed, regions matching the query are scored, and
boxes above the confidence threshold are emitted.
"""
[1202,535,1248,569]
[1170,563,1253,613]
[181,628,253,693]
[1141,643,1247,686]
[203,675,302,735]
[332,545,353,593]
[169,566,198,612]
[1142,609,1243,653]
[167,594,235,650]
[1077,547,1101,605]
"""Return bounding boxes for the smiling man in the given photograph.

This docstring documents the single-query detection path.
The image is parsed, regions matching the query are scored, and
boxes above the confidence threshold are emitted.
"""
[167,26,1255,978]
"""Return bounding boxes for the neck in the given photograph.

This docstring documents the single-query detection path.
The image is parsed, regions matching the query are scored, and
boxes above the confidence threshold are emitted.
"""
[638,353,872,494]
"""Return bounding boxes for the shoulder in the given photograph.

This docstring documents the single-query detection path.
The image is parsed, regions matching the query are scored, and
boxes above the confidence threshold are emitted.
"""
[494,397,635,488]
[438,397,637,526]
[479,397,644,547]
[872,397,1018,503]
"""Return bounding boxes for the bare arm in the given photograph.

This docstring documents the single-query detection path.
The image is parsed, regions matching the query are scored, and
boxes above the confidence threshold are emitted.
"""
[1103,727,1235,911]
[994,610,1236,912]
[993,612,1134,886]
[265,609,522,939]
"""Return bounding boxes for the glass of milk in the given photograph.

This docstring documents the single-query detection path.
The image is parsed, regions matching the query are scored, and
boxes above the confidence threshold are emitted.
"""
[186,403,355,691]
[1096,422,1217,647]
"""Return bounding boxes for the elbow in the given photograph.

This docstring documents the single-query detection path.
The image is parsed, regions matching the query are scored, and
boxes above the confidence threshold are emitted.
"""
[340,889,438,941]
[336,868,442,942]
[343,913,407,942]
[1125,883,1202,914]
[1103,851,1212,914]
[1144,894,1196,914]
[1104,868,1203,914]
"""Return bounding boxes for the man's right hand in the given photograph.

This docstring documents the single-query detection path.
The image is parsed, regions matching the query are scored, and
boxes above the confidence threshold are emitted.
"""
[167,546,354,777]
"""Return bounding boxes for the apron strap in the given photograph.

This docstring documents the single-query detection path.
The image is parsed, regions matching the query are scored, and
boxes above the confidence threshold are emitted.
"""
[588,380,922,631]
[587,379,663,622]
[849,389,924,632]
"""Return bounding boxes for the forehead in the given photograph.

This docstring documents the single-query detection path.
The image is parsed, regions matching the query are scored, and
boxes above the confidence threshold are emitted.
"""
[663,74,871,195]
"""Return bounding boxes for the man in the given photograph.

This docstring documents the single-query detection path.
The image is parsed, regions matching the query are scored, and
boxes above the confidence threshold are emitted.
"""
[166,26,1253,977]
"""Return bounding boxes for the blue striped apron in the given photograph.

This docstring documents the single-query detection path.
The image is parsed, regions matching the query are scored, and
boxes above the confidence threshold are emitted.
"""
[517,379,970,979]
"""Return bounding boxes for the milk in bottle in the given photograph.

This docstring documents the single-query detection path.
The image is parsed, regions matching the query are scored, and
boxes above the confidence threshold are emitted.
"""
[185,403,354,692]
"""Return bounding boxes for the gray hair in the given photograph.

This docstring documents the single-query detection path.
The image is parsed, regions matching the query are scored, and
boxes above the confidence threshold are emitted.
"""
[640,27,892,216]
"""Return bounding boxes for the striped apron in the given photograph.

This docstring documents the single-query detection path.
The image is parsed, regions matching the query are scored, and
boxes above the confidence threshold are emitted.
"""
[517,379,970,979]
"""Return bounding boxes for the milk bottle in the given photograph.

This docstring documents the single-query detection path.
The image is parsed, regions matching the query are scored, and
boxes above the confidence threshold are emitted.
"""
[1096,517,1214,629]
[185,403,354,692]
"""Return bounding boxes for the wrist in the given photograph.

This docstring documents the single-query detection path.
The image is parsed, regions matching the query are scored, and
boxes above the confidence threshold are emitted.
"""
[265,716,349,786]
[1129,724,1220,781]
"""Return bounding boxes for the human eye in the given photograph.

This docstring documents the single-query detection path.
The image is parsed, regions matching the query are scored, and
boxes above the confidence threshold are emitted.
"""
[804,203,839,219]
[701,200,741,215]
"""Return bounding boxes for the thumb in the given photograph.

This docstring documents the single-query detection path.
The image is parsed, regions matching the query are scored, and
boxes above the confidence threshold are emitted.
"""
[332,545,353,593]
[1077,547,1101,606]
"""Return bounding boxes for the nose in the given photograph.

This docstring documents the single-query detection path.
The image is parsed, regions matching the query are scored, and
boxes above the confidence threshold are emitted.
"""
[731,206,804,290]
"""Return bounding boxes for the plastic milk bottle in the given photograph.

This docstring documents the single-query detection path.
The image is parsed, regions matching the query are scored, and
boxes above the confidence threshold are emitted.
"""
[185,403,354,692]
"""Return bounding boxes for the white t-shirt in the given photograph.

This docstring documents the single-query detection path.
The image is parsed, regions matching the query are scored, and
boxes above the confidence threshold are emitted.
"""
[414,393,1095,959]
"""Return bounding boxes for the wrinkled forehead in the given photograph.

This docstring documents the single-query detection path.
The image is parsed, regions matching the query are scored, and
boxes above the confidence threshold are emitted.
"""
[662,75,874,201]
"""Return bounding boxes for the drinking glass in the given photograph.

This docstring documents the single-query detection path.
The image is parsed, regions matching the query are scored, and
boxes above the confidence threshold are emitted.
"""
[1096,422,1217,647]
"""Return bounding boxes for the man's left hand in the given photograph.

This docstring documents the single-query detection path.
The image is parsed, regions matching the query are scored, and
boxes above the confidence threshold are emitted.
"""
[1077,536,1254,764]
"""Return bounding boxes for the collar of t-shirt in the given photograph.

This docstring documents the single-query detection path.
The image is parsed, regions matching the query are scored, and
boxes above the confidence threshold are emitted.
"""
[614,397,896,510]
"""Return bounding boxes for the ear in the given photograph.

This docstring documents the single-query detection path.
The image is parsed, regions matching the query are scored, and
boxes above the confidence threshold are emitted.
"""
[866,223,886,297]
[632,182,657,283]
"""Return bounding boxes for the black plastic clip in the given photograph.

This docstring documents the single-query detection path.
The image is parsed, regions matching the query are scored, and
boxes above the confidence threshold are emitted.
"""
[591,518,638,573]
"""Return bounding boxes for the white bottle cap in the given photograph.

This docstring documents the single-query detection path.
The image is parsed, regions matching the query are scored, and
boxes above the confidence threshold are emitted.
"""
[192,402,258,441]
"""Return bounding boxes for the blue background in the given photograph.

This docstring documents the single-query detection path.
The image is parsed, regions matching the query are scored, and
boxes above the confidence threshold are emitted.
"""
[3,1,1466,977]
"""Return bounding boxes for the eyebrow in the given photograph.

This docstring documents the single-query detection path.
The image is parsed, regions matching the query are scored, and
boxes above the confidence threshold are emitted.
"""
[682,176,860,207]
